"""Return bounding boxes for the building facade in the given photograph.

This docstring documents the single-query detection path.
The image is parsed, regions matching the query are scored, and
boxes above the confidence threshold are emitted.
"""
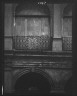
[4,2,72,95]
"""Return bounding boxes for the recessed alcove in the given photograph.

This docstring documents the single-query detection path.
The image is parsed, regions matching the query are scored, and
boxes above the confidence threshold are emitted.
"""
[14,72,52,95]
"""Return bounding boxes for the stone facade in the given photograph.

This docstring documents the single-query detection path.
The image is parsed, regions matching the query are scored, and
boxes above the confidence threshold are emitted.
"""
[4,3,72,95]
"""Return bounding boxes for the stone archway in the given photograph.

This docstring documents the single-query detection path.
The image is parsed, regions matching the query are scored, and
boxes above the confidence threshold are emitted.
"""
[13,68,54,95]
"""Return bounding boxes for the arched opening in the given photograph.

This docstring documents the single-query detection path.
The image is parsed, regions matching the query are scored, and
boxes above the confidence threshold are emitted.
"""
[14,72,52,95]
[62,4,72,51]
[13,3,52,51]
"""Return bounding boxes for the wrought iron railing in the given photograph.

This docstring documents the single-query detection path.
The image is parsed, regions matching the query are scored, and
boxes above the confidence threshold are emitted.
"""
[13,36,52,50]
[4,36,72,51]
[62,37,72,51]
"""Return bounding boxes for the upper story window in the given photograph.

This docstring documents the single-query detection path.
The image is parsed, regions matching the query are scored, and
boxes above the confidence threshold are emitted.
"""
[62,4,72,51]
[13,3,51,50]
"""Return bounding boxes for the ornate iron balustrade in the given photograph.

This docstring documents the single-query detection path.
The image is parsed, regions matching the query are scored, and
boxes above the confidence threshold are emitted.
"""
[13,36,52,50]
[62,37,72,51]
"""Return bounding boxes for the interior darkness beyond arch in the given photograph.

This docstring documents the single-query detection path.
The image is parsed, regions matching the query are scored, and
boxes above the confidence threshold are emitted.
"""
[15,72,52,95]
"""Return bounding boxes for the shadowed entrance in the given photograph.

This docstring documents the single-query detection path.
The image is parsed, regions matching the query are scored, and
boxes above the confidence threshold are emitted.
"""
[15,72,52,95]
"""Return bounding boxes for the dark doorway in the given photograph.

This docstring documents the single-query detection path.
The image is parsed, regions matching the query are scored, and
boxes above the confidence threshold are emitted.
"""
[15,72,52,95]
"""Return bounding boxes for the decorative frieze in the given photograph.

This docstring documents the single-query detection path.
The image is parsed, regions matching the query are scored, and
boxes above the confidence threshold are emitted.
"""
[5,59,72,69]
